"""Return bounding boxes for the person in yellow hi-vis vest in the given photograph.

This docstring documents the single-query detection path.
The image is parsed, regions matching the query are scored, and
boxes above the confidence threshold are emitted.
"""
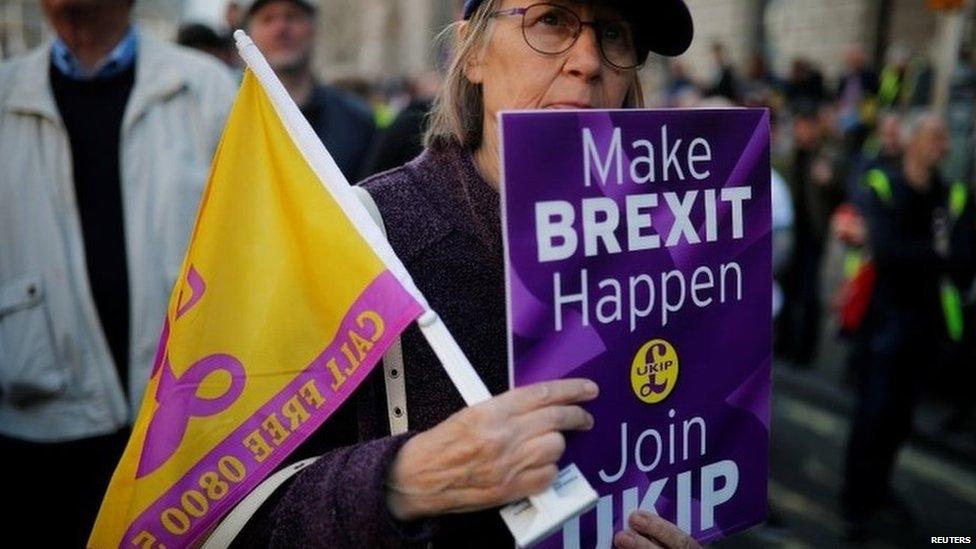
[841,112,975,542]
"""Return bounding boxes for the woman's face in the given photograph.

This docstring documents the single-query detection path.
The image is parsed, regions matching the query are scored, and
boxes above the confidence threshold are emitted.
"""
[467,0,636,120]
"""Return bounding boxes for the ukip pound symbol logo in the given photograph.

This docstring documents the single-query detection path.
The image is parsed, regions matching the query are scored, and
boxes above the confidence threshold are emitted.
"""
[137,266,247,478]
[630,339,679,404]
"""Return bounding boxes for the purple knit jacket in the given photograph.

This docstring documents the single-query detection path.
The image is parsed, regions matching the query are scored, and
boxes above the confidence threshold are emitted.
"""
[236,142,514,548]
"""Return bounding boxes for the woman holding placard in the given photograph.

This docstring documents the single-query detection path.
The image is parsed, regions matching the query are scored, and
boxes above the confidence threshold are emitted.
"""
[242,1,699,547]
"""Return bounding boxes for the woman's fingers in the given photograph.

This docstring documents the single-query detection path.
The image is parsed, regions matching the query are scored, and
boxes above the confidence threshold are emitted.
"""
[494,378,599,416]
[513,431,566,470]
[510,463,559,498]
[614,530,663,549]
[387,380,601,519]
[626,511,701,549]
[516,405,594,441]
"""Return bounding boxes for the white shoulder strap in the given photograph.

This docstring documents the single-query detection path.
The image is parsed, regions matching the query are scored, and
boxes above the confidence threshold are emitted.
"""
[199,188,410,549]
[200,457,319,549]
[352,186,409,436]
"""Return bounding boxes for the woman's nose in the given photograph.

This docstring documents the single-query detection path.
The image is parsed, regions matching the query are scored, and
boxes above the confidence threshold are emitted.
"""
[564,26,603,79]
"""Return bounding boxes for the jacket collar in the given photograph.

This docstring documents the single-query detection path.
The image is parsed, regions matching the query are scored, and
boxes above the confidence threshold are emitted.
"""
[414,142,503,261]
[51,26,137,80]
[6,31,189,131]
[5,43,57,121]
[122,32,187,131]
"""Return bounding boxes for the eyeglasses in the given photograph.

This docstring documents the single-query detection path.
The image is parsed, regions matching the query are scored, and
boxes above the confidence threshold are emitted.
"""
[490,3,642,70]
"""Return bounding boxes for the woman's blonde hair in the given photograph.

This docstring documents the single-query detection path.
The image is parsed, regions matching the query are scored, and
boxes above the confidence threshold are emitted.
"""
[424,0,644,151]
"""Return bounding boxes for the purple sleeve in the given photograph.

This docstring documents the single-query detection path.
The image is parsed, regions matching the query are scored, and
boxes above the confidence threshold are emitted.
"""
[265,433,437,548]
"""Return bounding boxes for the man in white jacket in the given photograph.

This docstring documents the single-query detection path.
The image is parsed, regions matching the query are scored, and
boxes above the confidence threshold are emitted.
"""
[0,0,236,544]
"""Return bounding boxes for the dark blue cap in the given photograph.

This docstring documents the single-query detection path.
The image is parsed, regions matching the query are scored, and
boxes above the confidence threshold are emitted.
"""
[461,0,694,57]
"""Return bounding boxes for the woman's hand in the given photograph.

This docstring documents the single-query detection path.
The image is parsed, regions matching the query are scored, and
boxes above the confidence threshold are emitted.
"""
[614,511,702,549]
[386,378,598,520]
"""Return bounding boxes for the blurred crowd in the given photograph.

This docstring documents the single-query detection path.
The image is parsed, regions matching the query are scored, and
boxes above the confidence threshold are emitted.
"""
[651,38,976,542]
[175,0,444,181]
[1,0,975,547]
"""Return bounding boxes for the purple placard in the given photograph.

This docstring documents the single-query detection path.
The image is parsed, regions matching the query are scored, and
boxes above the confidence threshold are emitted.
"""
[500,109,771,546]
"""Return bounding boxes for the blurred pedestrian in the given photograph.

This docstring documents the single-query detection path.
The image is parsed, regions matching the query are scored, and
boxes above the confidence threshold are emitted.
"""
[177,22,236,67]
[942,276,976,431]
[243,0,376,179]
[772,166,795,319]
[833,113,903,383]
[945,49,976,184]
[841,112,976,541]
[742,51,782,107]
[0,0,236,545]
[878,45,933,109]
[940,50,976,429]
[784,57,827,110]
[776,102,847,365]
[836,44,879,153]
[361,71,442,177]
[227,0,247,30]
[876,45,909,109]
[663,58,698,105]
[707,41,739,102]
[848,111,903,196]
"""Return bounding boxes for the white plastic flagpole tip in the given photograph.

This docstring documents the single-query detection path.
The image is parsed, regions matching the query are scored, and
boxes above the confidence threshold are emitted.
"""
[233,29,252,48]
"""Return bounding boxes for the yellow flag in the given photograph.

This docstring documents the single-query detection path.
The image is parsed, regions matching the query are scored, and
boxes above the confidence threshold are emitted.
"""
[88,70,423,548]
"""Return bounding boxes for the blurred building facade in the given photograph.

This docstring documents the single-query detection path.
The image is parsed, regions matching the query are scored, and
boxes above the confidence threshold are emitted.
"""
[1,0,973,105]
[676,0,974,106]
[680,0,941,81]
[0,0,455,78]
[313,0,456,81]
[0,0,45,58]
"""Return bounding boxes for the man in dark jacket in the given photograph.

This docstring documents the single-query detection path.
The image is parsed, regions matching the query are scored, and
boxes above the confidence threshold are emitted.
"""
[785,58,828,110]
[707,42,739,102]
[776,102,846,365]
[245,0,376,179]
[841,112,976,541]
[361,72,442,177]
[836,44,880,154]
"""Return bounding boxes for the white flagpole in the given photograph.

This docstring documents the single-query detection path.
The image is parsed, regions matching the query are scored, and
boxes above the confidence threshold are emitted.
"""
[234,31,596,547]
[233,30,490,403]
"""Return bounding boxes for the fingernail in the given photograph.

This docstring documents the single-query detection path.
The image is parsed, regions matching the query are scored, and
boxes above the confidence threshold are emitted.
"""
[584,381,599,397]
[616,531,637,548]
[585,413,595,430]
[633,510,653,526]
